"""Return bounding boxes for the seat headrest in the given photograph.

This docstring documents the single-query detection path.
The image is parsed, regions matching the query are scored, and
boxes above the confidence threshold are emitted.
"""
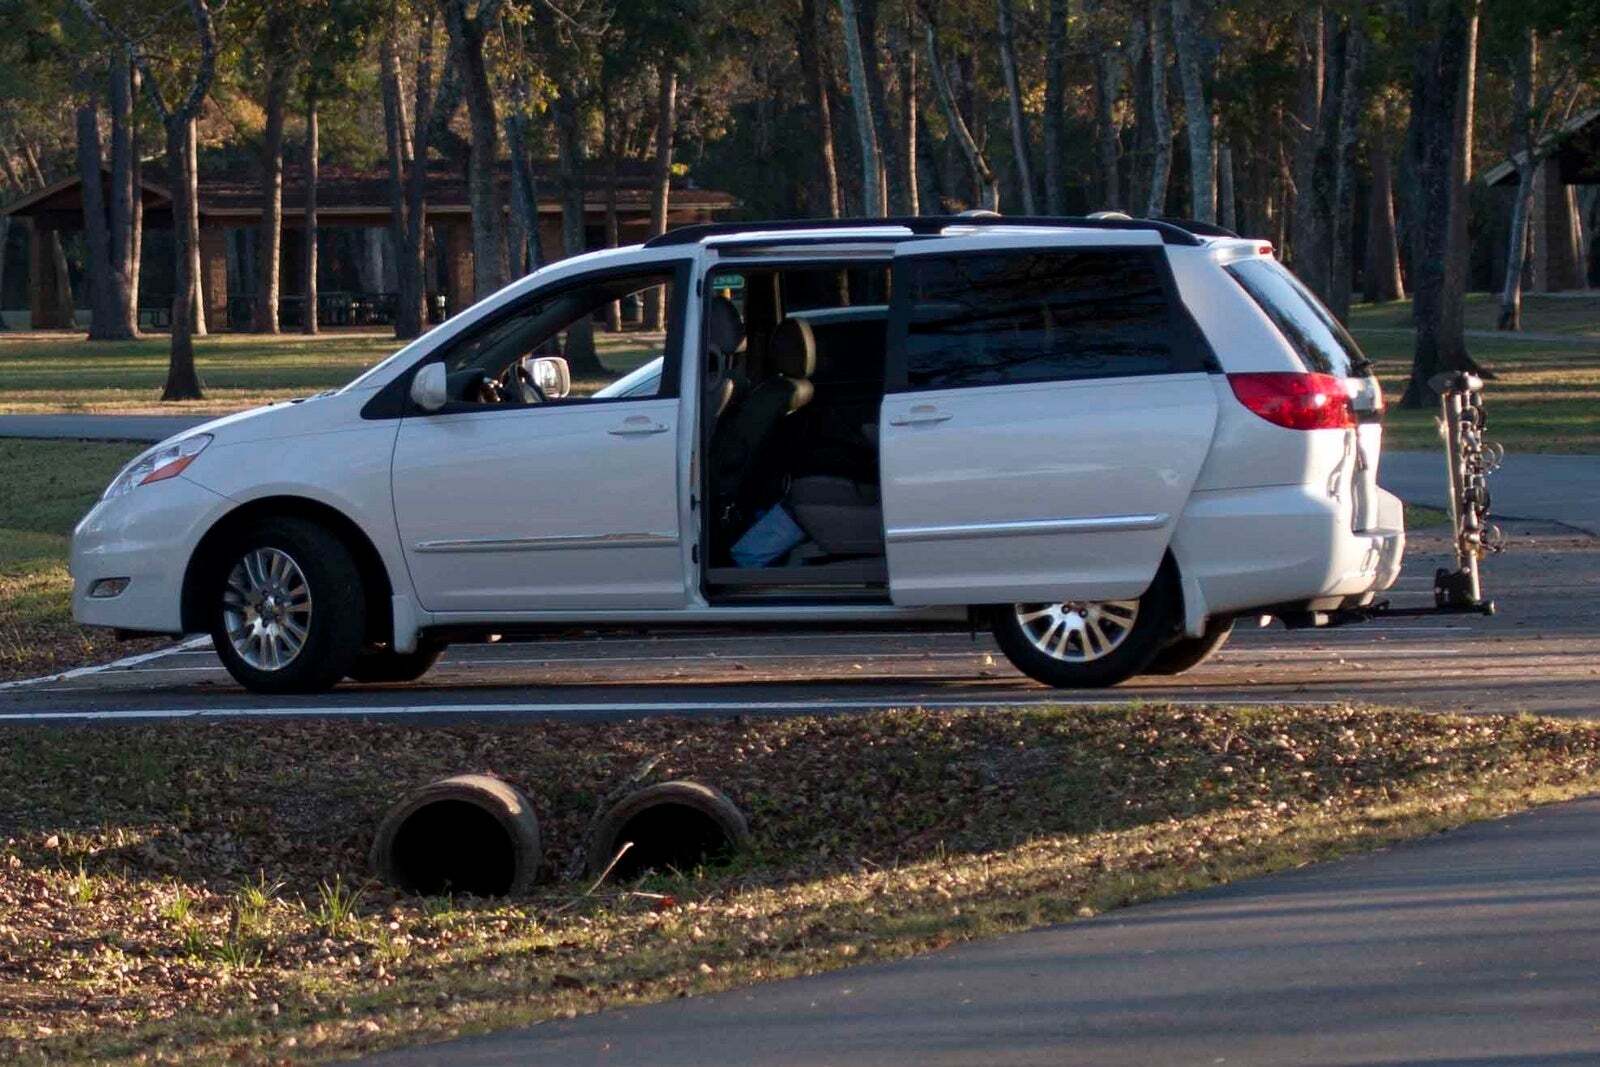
[705,296,745,355]
[769,317,816,379]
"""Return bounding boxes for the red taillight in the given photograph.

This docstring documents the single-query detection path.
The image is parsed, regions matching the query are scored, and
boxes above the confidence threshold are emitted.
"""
[1227,372,1353,431]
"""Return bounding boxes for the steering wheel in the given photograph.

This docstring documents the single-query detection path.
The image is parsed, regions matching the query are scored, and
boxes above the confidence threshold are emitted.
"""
[477,361,547,405]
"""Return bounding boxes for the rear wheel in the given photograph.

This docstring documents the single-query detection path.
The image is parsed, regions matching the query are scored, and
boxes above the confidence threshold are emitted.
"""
[992,570,1178,689]
[209,518,365,694]
[1146,617,1234,675]
[347,642,445,684]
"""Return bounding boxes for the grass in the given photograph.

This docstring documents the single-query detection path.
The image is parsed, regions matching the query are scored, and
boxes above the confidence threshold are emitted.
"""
[0,330,662,414]
[1348,292,1600,338]
[1403,502,1450,529]
[0,439,150,680]
[2,705,1599,1064]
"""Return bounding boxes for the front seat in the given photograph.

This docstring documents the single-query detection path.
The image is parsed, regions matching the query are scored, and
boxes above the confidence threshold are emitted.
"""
[710,315,816,521]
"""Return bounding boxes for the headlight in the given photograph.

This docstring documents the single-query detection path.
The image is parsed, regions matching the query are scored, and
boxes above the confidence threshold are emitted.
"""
[103,435,212,499]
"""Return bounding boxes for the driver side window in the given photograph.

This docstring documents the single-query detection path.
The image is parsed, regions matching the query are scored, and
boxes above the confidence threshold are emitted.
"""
[439,269,677,406]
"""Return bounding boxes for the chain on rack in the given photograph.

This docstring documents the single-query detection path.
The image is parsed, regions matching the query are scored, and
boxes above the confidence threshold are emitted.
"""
[1428,370,1503,615]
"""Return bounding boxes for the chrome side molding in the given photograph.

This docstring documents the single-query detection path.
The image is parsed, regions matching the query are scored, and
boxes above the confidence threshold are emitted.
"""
[886,513,1169,544]
[414,532,679,554]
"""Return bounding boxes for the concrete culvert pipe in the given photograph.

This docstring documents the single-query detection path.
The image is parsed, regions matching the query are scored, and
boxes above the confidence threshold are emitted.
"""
[371,774,541,897]
[587,781,751,882]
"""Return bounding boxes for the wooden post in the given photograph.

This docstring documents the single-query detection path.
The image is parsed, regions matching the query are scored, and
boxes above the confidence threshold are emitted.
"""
[443,218,473,318]
[198,224,229,330]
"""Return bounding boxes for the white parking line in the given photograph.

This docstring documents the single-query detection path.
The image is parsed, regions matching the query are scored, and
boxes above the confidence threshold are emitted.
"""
[0,636,212,692]
[0,695,1351,724]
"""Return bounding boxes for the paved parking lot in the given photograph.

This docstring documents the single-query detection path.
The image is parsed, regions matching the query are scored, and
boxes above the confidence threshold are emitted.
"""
[4,523,1596,724]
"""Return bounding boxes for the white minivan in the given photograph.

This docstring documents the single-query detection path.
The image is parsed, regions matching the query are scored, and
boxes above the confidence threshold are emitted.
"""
[72,216,1404,694]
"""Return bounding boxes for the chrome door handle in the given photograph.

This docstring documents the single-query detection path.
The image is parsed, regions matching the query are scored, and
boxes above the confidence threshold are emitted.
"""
[889,405,952,426]
[608,416,670,436]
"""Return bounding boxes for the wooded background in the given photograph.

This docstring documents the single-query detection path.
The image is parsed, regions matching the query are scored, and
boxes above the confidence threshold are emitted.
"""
[0,0,1596,403]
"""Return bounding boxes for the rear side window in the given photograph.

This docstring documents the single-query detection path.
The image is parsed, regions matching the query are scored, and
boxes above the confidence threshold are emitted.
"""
[894,249,1198,391]
[1225,258,1370,377]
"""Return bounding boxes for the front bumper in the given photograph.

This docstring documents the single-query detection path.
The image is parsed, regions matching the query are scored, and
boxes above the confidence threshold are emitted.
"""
[71,475,233,635]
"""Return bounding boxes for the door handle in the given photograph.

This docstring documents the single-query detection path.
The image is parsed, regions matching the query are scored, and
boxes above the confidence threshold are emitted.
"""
[889,405,952,426]
[608,415,670,436]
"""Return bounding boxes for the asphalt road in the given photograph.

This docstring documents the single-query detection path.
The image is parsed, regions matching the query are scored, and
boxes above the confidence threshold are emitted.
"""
[356,794,1600,1067]
[3,524,1597,724]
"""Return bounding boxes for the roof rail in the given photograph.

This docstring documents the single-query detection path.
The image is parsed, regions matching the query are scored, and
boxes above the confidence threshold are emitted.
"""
[1155,217,1241,239]
[643,214,1206,249]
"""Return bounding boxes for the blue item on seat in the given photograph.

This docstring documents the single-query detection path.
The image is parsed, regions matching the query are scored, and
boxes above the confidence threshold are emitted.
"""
[730,504,806,567]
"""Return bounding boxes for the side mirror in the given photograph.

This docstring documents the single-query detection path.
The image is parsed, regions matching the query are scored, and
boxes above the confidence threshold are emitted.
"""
[410,362,448,412]
[528,355,572,399]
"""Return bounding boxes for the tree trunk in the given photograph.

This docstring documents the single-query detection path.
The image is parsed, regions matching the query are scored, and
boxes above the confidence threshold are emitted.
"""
[77,97,119,339]
[1364,143,1405,302]
[162,118,203,400]
[603,104,622,333]
[506,109,541,276]
[858,0,909,214]
[1401,0,1483,407]
[444,0,505,301]
[922,12,997,211]
[1091,50,1122,212]
[643,65,677,330]
[996,0,1036,214]
[1144,0,1172,218]
[185,117,206,337]
[0,216,9,328]
[254,49,291,333]
[796,0,842,217]
[106,54,138,337]
[1328,26,1366,321]
[1216,141,1236,231]
[1497,28,1537,330]
[1289,8,1327,292]
[1169,0,1214,222]
[1041,0,1068,214]
[554,88,603,376]
[302,96,319,336]
[839,0,884,216]
[895,0,920,214]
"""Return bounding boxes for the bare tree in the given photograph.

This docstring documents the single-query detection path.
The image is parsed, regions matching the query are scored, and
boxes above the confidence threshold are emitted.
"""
[1042,0,1068,214]
[1401,0,1486,407]
[858,0,910,213]
[73,0,221,401]
[301,92,319,336]
[921,5,997,211]
[380,15,436,339]
[1144,0,1172,218]
[795,0,842,217]
[996,0,1037,214]
[838,0,884,215]
[1169,0,1214,222]
[253,14,294,333]
[645,64,676,327]
[443,0,506,301]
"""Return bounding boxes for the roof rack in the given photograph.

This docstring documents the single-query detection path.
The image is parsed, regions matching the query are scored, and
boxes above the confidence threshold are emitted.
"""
[643,214,1207,249]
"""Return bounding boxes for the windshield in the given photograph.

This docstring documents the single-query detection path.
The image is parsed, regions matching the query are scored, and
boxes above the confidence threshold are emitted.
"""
[1225,257,1371,377]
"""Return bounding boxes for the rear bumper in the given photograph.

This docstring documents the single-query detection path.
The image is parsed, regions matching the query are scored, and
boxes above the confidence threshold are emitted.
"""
[1171,484,1405,624]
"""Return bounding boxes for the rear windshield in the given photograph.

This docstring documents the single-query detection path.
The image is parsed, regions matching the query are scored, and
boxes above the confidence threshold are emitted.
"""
[1225,258,1371,377]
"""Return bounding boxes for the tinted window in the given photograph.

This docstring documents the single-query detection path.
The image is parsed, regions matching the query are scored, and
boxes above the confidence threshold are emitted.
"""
[897,250,1189,390]
[1226,258,1369,377]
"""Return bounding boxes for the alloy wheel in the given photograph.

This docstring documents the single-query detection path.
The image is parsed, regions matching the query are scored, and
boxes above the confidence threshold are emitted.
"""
[1012,599,1140,663]
[222,547,313,671]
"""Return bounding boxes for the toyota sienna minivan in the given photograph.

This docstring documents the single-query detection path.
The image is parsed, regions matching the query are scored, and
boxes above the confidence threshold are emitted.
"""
[72,215,1405,693]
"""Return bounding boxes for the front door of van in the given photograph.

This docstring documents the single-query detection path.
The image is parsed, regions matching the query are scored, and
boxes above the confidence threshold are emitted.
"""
[880,234,1220,606]
[392,265,690,614]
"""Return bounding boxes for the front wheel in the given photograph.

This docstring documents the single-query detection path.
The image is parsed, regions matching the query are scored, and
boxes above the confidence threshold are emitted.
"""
[991,571,1178,689]
[209,518,366,694]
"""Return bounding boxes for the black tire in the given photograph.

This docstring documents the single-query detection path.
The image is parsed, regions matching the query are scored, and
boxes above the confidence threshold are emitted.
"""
[209,517,365,694]
[991,564,1180,689]
[1146,617,1234,675]
[347,642,445,684]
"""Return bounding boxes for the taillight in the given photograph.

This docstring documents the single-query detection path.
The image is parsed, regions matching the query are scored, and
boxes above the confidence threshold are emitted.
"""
[1227,372,1353,431]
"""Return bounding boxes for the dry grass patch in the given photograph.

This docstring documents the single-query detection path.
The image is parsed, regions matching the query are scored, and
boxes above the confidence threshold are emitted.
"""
[2,705,1599,1064]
